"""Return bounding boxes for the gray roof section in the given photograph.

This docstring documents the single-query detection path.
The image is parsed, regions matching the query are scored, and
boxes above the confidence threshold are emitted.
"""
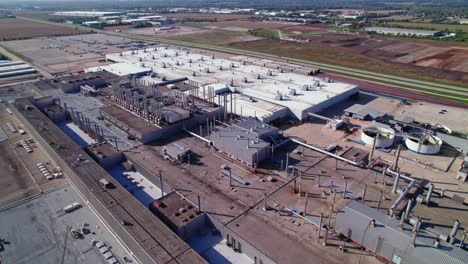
[335,201,468,264]
[211,124,269,165]
[394,115,416,124]
[233,118,279,140]
[344,104,386,119]
[433,132,468,153]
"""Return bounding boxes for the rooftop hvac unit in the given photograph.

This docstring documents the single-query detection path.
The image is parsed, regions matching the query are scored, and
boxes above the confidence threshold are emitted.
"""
[274,94,282,101]
[313,80,320,87]
[302,85,309,91]
[288,88,296,96]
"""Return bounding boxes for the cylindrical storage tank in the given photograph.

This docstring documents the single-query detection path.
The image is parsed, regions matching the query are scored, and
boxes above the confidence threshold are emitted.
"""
[405,132,442,154]
[361,126,395,148]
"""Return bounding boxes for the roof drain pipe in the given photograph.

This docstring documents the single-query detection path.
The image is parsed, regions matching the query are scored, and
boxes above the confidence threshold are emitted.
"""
[291,138,363,167]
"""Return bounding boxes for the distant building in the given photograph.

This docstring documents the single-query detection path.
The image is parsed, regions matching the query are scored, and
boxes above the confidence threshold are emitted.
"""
[53,11,127,17]
[365,27,443,37]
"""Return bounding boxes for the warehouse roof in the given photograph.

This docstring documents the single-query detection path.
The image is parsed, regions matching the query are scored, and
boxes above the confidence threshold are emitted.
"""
[365,27,442,36]
[105,47,359,120]
[233,118,279,139]
[335,201,468,264]
[53,11,127,17]
[86,62,152,77]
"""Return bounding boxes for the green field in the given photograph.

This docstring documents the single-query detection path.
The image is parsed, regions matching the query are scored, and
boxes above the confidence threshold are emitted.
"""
[1,47,29,62]
[248,28,280,39]
[0,52,10,60]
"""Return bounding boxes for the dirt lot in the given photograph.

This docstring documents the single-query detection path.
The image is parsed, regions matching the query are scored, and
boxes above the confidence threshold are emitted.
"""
[0,104,68,207]
[215,20,294,29]
[280,24,328,33]
[161,28,262,45]
[229,35,468,85]
[123,26,207,36]
[2,34,157,75]
[298,33,468,75]
[0,18,82,40]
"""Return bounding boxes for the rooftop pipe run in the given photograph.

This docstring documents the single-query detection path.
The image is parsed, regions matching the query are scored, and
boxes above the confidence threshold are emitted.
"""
[387,167,416,215]
[183,128,212,144]
[291,138,363,167]
[292,138,415,215]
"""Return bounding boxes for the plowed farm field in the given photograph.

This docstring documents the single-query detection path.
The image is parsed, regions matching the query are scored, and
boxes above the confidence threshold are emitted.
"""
[0,18,82,40]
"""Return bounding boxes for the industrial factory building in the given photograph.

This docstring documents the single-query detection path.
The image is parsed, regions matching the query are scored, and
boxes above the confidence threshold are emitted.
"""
[336,201,468,264]
[53,11,127,17]
[100,78,224,144]
[60,74,108,93]
[0,61,37,78]
[365,27,443,37]
[210,118,278,167]
[105,47,359,121]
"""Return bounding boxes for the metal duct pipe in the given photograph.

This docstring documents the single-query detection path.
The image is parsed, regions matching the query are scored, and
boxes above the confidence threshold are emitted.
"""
[197,194,201,212]
[405,199,413,220]
[425,184,434,206]
[392,172,400,194]
[183,128,211,144]
[459,231,466,248]
[390,180,415,212]
[387,167,416,212]
[451,220,461,237]
[393,144,402,171]
[399,212,406,228]
[318,213,323,241]
[291,139,362,167]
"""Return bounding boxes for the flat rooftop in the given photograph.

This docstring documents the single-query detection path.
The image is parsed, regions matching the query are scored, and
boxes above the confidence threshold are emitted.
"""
[106,47,359,119]
[366,26,441,35]
[101,104,161,135]
[85,141,120,159]
[0,184,130,264]
[85,62,152,76]
[125,132,391,264]
[151,191,204,229]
